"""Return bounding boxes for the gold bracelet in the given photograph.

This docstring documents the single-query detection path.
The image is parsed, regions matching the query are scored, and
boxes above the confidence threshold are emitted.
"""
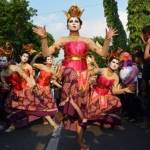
[40,36,47,40]
[105,38,111,41]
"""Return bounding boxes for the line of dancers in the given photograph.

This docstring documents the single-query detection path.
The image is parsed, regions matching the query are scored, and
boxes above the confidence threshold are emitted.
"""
[0,5,145,150]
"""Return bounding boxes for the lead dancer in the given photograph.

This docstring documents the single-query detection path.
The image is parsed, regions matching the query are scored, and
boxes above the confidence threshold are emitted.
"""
[33,5,117,150]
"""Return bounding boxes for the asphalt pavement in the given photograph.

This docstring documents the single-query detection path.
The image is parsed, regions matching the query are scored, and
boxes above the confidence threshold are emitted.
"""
[0,120,150,150]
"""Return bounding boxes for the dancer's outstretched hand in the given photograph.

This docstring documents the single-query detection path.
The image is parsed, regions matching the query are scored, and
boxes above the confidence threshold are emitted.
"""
[105,27,118,40]
[124,87,134,94]
[32,26,47,39]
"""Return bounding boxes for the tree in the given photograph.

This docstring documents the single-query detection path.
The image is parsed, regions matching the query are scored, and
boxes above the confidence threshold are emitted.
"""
[0,0,55,59]
[89,36,107,67]
[127,0,150,49]
[103,0,127,50]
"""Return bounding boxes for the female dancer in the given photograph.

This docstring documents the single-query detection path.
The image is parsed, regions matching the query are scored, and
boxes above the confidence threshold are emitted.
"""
[86,52,134,128]
[22,43,38,63]
[32,5,117,149]
[32,54,62,126]
[1,53,35,132]
[0,50,12,129]
[3,52,59,132]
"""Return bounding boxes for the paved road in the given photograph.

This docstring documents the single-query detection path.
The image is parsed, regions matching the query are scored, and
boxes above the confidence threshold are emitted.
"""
[0,121,150,150]
[0,121,52,150]
[57,122,150,150]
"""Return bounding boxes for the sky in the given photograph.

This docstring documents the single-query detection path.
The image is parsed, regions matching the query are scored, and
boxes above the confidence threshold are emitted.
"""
[29,0,128,40]
[28,0,128,61]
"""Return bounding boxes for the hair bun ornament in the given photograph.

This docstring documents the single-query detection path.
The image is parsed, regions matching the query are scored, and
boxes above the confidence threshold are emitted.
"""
[64,5,84,19]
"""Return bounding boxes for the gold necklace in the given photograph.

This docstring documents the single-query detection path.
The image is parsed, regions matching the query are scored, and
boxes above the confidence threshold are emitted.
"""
[107,68,114,77]
[69,32,79,38]
[19,63,26,70]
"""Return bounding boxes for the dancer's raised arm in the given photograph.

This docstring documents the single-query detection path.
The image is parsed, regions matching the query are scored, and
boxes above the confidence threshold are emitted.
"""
[32,26,64,56]
[88,27,118,57]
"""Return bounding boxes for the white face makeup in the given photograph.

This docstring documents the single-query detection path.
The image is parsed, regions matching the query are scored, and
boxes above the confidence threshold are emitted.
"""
[20,53,29,63]
[109,58,120,71]
[0,56,8,67]
[46,56,53,65]
[67,17,81,32]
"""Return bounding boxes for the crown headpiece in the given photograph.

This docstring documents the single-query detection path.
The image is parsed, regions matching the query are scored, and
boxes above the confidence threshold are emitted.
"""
[64,5,84,19]
[22,43,37,54]
[107,48,123,62]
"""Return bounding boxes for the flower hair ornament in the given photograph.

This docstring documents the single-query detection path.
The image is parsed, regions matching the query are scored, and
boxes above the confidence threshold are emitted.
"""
[119,52,132,62]
[64,5,84,19]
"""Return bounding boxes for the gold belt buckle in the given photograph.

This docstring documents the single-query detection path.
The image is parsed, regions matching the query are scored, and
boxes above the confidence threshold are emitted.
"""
[71,56,82,60]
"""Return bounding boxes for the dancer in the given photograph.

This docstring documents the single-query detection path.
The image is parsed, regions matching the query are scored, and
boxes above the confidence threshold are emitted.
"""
[3,52,58,132]
[0,48,12,129]
[1,53,35,132]
[32,54,62,126]
[85,51,134,128]
[22,43,38,63]
[33,5,117,150]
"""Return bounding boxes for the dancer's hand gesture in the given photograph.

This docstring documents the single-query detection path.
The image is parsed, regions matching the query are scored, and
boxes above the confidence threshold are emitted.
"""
[32,26,47,39]
[105,27,118,40]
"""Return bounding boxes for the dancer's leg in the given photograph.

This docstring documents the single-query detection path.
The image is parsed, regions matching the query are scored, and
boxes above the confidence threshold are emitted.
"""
[77,124,89,150]
[45,115,58,129]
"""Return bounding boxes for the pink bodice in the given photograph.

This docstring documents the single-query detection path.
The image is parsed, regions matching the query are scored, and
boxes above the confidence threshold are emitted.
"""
[36,70,52,86]
[94,75,114,95]
[62,41,88,71]
[7,72,26,91]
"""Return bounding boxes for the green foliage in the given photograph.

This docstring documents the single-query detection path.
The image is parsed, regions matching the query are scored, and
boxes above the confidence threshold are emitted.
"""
[0,0,55,60]
[88,36,107,67]
[103,0,127,50]
[127,0,150,49]
[47,33,59,57]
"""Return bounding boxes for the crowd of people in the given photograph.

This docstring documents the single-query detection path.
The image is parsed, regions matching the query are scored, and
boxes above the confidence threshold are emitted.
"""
[0,5,150,150]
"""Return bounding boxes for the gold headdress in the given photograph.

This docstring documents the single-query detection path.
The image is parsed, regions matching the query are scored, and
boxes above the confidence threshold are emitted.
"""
[0,47,13,57]
[64,5,84,19]
[107,48,124,62]
[22,43,37,54]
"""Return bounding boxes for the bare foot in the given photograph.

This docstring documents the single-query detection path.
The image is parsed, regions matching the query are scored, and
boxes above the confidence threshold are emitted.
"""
[103,124,112,129]
[82,118,87,123]
[5,124,15,133]
[115,125,125,131]
[52,124,62,137]
[80,143,89,150]
[43,120,49,125]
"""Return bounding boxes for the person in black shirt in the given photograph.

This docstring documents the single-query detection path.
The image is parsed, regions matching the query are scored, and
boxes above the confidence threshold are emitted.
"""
[141,25,150,132]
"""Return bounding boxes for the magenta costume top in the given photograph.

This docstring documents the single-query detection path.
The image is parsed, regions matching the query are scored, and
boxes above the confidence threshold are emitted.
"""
[7,72,27,91]
[94,75,114,96]
[62,41,88,71]
[36,70,52,87]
